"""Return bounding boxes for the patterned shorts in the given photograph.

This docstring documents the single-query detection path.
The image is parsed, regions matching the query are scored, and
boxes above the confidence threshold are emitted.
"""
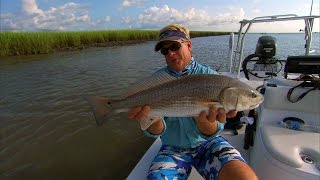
[146,136,245,180]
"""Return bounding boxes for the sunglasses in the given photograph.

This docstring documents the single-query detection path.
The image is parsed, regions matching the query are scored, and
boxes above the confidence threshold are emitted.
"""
[160,42,182,55]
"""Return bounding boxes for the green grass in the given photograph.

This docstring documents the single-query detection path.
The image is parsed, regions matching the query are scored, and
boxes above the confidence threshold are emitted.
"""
[0,30,231,57]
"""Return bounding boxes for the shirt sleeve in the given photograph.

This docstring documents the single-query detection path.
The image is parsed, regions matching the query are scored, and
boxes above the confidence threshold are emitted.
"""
[194,62,218,75]
[197,121,225,139]
[204,64,219,75]
[143,117,167,138]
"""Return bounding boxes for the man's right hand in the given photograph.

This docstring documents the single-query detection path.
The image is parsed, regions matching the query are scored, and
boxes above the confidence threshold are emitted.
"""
[128,106,151,122]
[128,106,164,135]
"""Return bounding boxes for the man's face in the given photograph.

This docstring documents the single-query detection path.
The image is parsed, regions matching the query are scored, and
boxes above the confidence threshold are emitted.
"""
[160,41,192,72]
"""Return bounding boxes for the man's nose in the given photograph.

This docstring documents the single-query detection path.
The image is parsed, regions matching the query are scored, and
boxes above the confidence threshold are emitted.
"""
[167,49,176,56]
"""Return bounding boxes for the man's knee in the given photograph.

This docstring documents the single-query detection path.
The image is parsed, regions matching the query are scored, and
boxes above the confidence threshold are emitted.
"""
[219,160,258,180]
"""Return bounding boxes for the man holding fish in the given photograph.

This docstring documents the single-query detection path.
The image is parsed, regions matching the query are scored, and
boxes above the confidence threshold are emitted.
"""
[87,24,262,179]
[127,24,260,180]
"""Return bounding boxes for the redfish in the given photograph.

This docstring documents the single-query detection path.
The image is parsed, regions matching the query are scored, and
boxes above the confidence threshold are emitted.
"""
[86,74,263,130]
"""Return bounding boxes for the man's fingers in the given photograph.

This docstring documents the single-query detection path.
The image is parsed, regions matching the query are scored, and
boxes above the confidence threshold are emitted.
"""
[128,106,142,119]
[207,106,217,122]
[135,106,151,121]
[226,110,237,118]
[195,111,207,123]
[128,106,151,122]
[217,113,227,123]
[217,108,227,123]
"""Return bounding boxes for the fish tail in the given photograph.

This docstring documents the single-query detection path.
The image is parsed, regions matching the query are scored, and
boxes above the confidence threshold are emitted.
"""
[85,96,111,126]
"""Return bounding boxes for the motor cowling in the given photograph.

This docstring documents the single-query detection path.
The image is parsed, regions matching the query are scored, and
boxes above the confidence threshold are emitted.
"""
[255,36,277,59]
[242,35,280,80]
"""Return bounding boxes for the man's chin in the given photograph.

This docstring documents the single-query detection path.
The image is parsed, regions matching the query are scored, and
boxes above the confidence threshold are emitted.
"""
[170,64,184,71]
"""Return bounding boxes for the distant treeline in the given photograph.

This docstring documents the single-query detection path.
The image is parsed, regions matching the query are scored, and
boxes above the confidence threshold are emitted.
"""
[0,30,231,57]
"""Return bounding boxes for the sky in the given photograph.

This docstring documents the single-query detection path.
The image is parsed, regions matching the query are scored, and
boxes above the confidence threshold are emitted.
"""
[0,0,319,32]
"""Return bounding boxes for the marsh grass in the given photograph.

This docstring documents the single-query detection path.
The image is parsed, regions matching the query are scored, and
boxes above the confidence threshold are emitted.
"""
[0,30,230,57]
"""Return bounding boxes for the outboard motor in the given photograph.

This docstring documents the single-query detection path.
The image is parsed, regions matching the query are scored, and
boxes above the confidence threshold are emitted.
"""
[242,36,281,80]
[255,36,276,59]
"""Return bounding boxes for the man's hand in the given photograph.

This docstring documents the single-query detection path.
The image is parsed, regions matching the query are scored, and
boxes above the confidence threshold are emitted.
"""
[195,106,237,136]
[128,106,164,134]
[128,106,151,122]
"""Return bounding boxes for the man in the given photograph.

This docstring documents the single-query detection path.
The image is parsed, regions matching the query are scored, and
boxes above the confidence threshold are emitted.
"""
[128,24,258,180]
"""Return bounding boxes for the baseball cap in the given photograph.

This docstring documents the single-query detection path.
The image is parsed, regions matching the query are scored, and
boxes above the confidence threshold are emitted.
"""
[154,24,190,51]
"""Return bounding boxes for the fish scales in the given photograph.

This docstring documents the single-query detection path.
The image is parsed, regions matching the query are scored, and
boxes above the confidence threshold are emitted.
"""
[86,74,264,129]
[113,74,237,109]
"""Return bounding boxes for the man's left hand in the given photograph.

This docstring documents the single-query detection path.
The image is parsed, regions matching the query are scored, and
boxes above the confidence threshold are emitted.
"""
[194,106,237,136]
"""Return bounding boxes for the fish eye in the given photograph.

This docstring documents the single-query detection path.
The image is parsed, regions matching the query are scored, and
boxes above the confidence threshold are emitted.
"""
[251,92,257,98]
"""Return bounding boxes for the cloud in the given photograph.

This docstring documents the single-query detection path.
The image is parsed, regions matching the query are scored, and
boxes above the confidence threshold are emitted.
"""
[104,16,112,22]
[252,8,261,14]
[119,0,148,9]
[305,2,320,15]
[92,16,112,27]
[1,0,92,31]
[122,16,131,24]
[0,13,21,31]
[132,5,244,30]
[22,0,43,15]
[1,1,318,32]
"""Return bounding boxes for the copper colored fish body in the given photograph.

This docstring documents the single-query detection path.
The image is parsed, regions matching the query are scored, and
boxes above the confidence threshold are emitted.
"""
[86,74,263,130]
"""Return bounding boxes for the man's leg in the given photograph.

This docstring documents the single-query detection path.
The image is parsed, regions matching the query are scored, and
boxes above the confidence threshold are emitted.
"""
[147,145,193,180]
[192,136,247,180]
[219,160,258,180]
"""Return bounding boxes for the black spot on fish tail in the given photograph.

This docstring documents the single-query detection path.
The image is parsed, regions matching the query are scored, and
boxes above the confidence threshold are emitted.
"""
[85,96,111,126]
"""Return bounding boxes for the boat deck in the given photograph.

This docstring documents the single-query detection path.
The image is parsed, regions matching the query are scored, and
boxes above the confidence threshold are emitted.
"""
[127,126,249,180]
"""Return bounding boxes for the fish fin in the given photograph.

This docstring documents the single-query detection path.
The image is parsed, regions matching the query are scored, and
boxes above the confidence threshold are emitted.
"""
[124,71,176,97]
[140,117,158,130]
[85,96,111,126]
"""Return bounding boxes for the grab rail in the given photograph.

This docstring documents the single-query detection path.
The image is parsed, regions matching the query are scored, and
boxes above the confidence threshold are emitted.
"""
[229,14,320,79]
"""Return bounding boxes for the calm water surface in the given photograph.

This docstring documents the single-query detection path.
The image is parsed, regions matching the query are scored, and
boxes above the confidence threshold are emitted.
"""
[0,33,319,179]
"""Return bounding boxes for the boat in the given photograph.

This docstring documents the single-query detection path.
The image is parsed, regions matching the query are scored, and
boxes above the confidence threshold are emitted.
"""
[127,14,320,180]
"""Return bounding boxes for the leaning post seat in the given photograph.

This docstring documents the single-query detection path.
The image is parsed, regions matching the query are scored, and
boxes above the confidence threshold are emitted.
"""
[250,84,320,179]
[250,55,320,179]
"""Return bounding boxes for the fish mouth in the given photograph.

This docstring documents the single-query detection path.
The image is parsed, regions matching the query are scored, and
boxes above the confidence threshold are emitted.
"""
[249,104,260,109]
[249,100,263,109]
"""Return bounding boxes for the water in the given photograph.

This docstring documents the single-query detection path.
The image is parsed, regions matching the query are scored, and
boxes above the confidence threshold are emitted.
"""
[0,33,319,179]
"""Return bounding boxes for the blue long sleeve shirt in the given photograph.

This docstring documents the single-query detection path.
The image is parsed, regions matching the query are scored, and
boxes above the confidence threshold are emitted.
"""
[144,57,225,149]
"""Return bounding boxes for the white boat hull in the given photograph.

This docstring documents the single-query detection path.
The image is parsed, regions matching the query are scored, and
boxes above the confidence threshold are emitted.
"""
[127,77,320,180]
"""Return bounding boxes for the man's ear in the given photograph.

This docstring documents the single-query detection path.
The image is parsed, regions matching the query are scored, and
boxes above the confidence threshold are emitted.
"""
[187,41,192,51]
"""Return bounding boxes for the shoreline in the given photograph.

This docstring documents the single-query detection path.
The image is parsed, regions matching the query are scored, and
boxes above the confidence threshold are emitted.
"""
[55,40,147,51]
[0,30,232,58]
